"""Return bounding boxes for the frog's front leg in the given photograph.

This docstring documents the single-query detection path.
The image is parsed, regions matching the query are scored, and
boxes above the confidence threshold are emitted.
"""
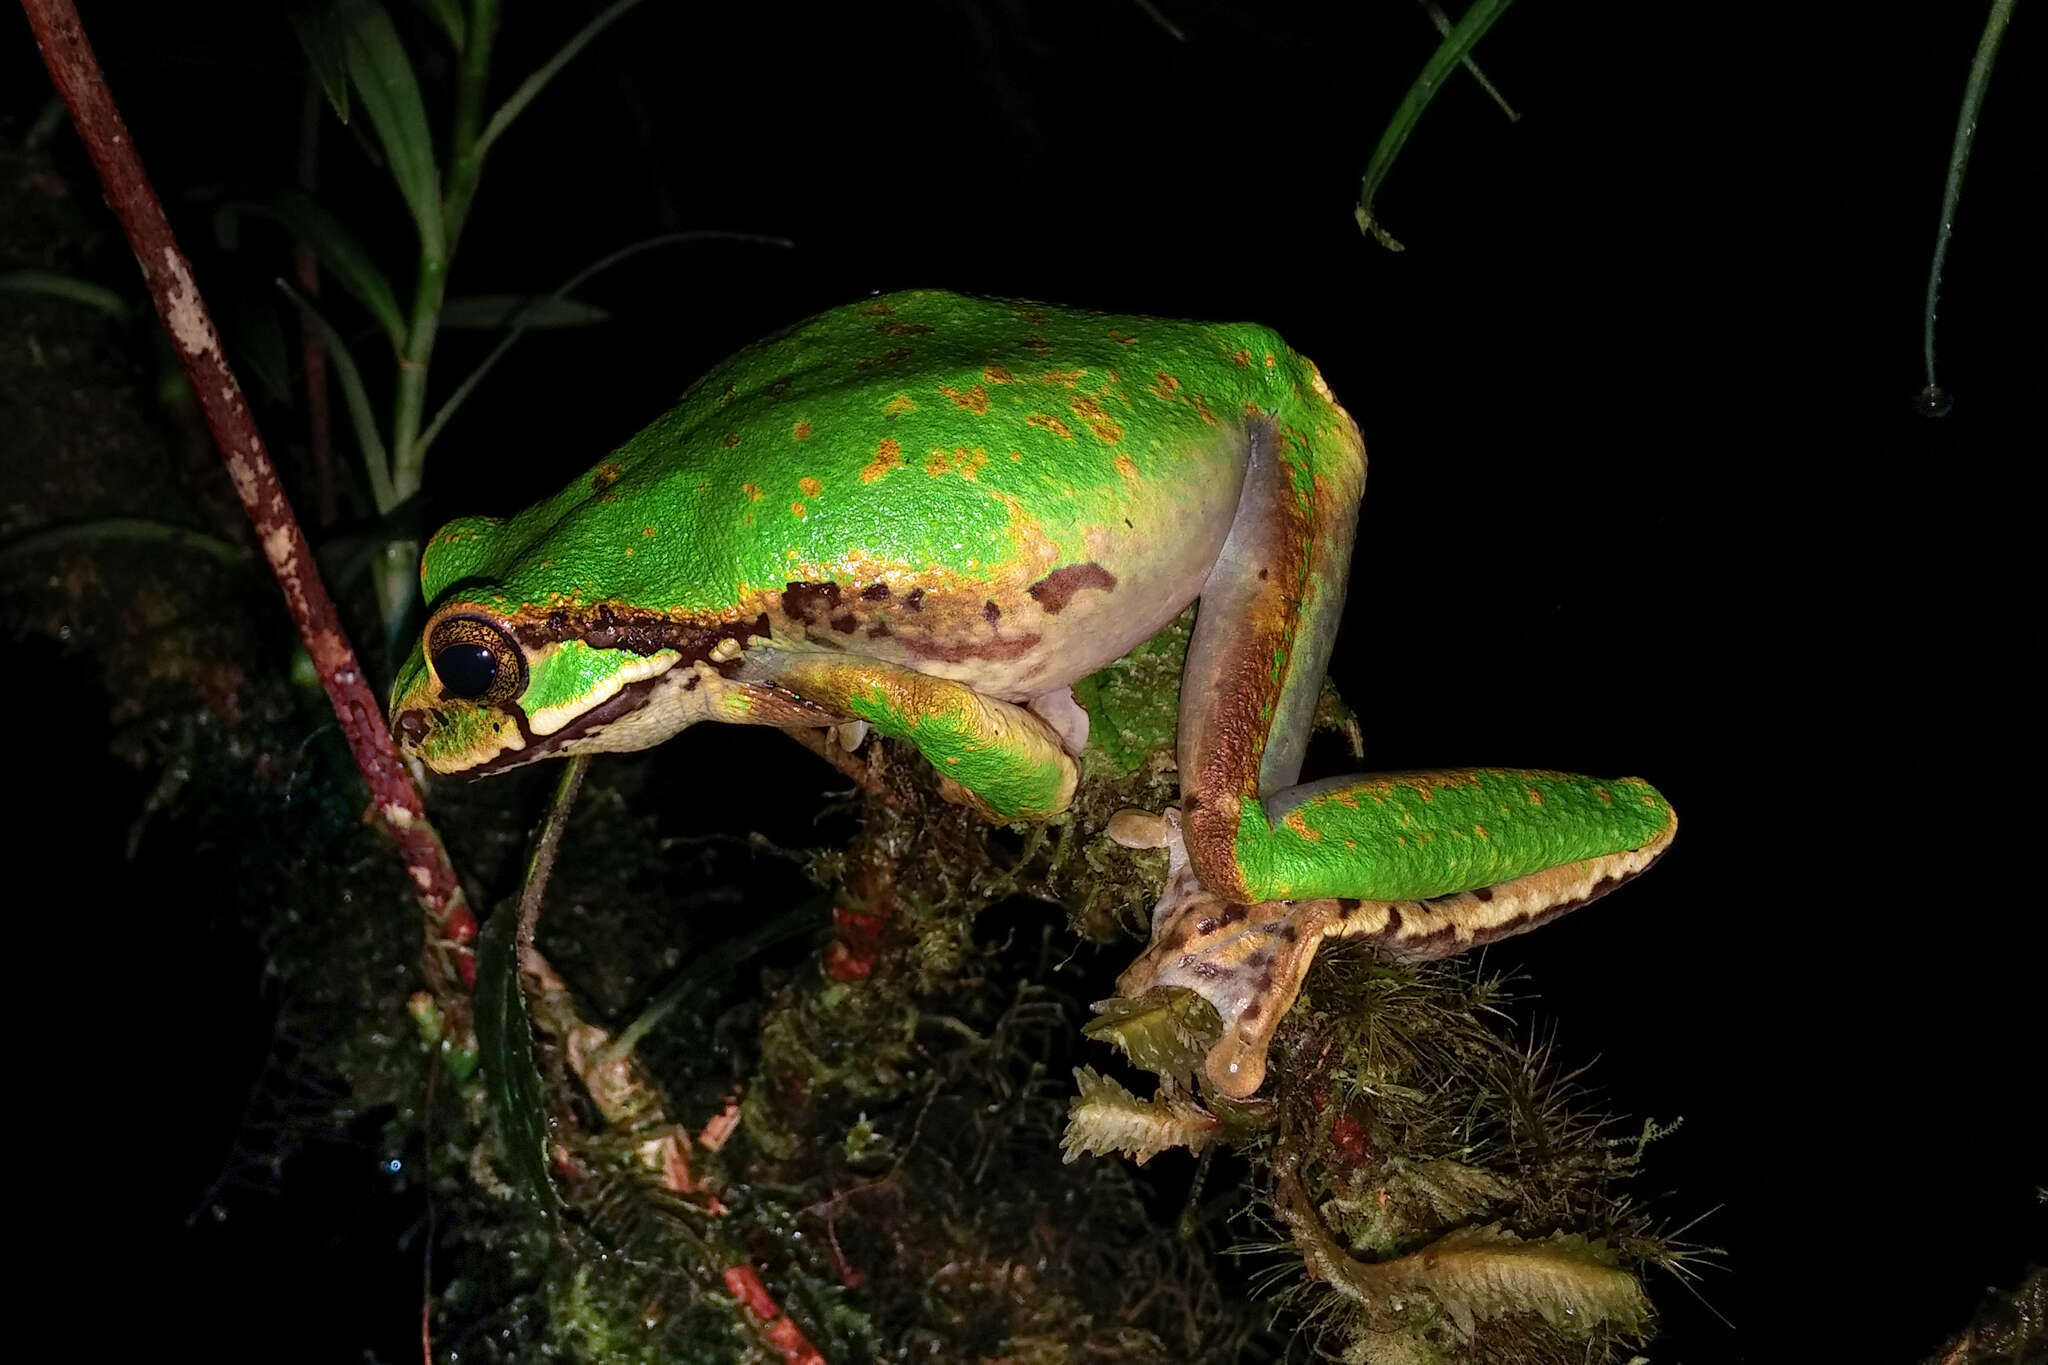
[755,649,1079,822]
[1135,399,1676,1096]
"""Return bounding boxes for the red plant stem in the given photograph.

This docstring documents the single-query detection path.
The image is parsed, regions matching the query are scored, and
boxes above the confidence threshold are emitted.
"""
[21,0,478,1013]
[721,1265,827,1365]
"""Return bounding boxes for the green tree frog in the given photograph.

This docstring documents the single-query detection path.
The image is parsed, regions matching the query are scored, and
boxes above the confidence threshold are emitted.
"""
[390,290,1675,1097]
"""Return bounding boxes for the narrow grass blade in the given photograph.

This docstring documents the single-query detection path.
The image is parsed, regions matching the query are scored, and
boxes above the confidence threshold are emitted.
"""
[238,191,407,346]
[473,0,648,160]
[0,267,131,321]
[1356,0,1515,251]
[415,229,791,460]
[336,0,445,252]
[276,278,396,512]
[438,293,610,329]
[1919,0,2017,415]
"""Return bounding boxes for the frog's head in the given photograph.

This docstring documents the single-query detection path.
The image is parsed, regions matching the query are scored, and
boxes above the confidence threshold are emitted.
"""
[387,514,728,775]
[388,606,709,775]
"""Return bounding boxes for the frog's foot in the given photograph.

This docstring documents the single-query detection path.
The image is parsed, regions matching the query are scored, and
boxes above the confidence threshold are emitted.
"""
[1115,801,1681,1100]
[1116,848,1339,1100]
[1106,805,1176,850]
[1112,807,1332,1098]
[833,720,870,752]
[1026,686,1091,757]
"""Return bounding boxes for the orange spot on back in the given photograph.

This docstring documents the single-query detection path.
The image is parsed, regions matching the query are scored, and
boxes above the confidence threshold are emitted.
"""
[1041,368,1088,386]
[1231,348,1252,368]
[1069,396,1124,444]
[882,394,917,417]
[790,501,806,518]
[1026,413,1074,440]
[1147,371,1182,401]
[1113,455,1139,482]
[983,365,1014,383]
[926,446,989,479]
[1108,329,1138,345]
[860,438,904,483]
[799,477,822,497]
[742,482,762,501]
[792,421,812,441]
[939,384,989,414]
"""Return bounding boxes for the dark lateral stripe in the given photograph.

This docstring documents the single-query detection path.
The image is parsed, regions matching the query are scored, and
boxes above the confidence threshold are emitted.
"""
[1334,803,1678,962]
[469,671,670,775]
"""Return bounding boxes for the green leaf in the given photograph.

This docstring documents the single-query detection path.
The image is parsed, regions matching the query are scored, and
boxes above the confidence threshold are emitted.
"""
[415,229,791,461]
[276,279,396,512]
[1356,0,1516,251]
[0,518,249,568]
[336,0,444,251]
[474,905,558,1224]
[238,191,407,347]
[288,4,351,124]
[438,293,611,330]
[1919,0,2017,410]
[0,268,131,322]
[475,0,648,160]
[409,0,465,49]
[226,289,293,406]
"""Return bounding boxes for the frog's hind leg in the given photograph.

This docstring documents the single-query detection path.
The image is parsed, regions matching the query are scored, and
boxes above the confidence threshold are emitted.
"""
[1175,387,1676,910]
[1156,386,1675,1097]
[755,650,1079,821]
[1176,390,1367,900]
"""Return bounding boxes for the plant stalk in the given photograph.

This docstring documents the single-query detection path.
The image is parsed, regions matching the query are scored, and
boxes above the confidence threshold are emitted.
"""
[21,0,478,1037]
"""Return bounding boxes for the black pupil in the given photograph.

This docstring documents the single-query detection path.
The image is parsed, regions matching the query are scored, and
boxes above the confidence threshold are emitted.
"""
[434,643,499,699]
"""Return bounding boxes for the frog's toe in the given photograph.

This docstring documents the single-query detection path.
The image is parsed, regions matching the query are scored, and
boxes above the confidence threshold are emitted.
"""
[832,720,870,752]
[1106,807,1175,850]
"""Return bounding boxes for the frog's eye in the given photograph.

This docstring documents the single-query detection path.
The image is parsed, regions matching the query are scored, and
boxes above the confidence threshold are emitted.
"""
[426,614,527,706]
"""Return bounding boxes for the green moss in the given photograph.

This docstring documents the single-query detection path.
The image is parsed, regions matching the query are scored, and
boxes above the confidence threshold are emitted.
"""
[1073,608,1193,780]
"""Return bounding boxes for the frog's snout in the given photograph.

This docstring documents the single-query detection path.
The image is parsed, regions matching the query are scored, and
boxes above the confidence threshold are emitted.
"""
[392,706,430,746]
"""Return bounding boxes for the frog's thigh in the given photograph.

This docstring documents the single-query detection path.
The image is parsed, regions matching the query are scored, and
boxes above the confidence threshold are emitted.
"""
[1178,411,1365,899]
[768,653,1079,821]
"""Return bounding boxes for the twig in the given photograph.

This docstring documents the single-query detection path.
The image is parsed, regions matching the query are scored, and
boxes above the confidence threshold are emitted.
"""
[514,755,590,972]
[22,0,478,1029]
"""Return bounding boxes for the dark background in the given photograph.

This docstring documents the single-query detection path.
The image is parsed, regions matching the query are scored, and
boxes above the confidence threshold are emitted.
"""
[6,1,2042,1360]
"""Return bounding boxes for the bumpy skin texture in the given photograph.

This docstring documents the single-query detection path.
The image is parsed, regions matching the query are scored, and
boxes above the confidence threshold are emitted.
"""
[390,290,1675,1096]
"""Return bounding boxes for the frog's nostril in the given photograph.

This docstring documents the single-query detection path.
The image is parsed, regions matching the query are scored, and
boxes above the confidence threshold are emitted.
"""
[396,710,429,738]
